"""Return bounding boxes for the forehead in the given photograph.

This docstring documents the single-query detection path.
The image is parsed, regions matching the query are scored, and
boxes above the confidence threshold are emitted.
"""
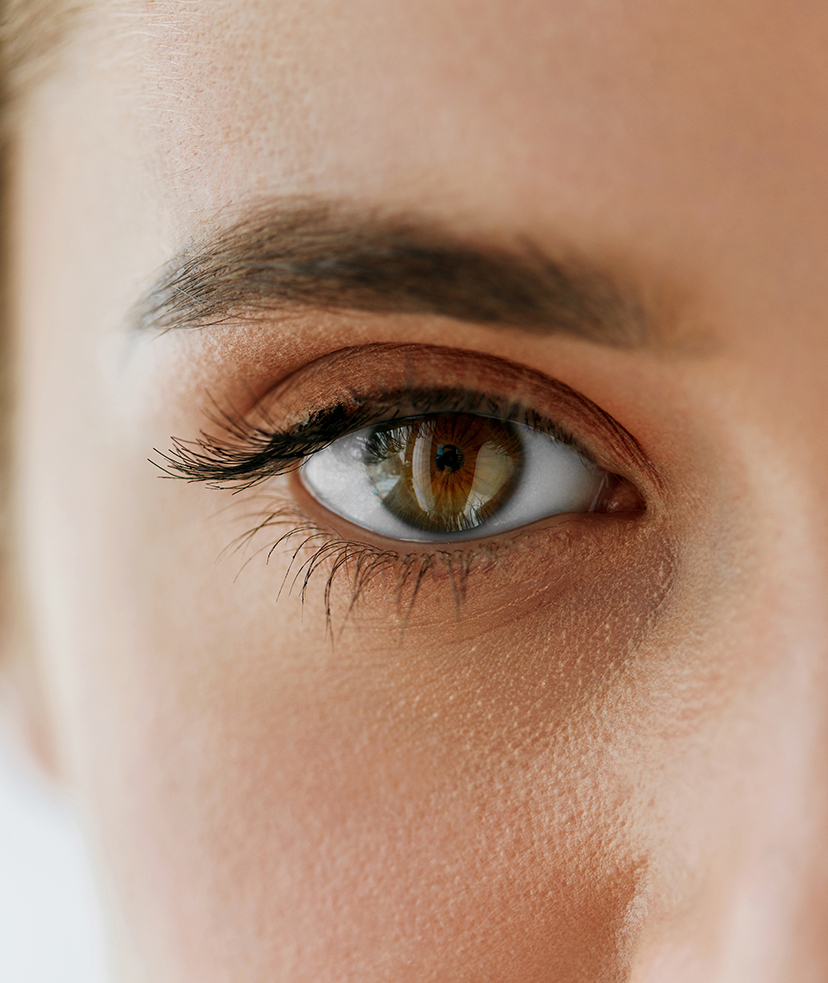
[136,0,825,217]
[112,2,826,302]
[20,0,828,365]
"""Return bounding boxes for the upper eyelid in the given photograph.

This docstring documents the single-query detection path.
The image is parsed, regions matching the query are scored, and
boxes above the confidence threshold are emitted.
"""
[154,341,662,498]
[154,389,588,491]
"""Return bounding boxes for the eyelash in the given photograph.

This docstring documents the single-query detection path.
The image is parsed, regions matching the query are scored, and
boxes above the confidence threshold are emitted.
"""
[221,496,486,625]
[156,385,633,619]
[154,386,581,489]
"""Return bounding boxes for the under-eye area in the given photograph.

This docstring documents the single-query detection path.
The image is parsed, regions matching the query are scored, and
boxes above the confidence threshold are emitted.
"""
[201,483,655,634]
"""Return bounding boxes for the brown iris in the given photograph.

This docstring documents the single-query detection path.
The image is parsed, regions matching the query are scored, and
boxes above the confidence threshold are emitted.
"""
[364,414,522,533]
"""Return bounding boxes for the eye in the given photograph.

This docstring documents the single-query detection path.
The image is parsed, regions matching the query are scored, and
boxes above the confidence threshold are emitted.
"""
[300,412,608,542]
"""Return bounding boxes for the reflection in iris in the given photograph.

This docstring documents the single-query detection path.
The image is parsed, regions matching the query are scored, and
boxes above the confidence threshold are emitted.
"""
[364,415,522,533]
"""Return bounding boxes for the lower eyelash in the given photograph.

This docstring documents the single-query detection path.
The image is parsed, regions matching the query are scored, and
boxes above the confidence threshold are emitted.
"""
[221,493,483,627]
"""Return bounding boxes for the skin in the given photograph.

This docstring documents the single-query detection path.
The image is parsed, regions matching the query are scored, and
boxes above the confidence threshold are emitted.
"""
[6,0,828,980]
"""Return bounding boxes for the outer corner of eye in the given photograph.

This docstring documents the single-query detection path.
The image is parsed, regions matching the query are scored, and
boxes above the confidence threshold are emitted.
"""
[591,471,647,515]
[299,414,644,544]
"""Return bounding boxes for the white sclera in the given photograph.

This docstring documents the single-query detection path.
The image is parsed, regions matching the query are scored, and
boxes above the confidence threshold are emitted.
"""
[300,420,604,542]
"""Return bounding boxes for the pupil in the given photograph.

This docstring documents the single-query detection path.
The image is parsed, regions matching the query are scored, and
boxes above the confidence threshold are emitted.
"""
[435,444,464,473]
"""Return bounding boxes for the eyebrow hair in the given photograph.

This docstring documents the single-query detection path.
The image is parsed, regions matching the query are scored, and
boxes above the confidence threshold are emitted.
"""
[136,200,650,348]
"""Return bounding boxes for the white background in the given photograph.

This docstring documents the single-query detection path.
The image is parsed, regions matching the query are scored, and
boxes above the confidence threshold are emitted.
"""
[0,722,108,983]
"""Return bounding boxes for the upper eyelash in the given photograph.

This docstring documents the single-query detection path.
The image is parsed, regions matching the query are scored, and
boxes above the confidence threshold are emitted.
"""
[153,386,583,490]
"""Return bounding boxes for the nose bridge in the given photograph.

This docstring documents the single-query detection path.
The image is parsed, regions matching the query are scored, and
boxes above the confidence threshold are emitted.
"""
[778,533,828,983]
[728,362,828,980]
[648,343,828,981]
[759,640,828,983]
[691,484,828,982]
[723,338,828,660]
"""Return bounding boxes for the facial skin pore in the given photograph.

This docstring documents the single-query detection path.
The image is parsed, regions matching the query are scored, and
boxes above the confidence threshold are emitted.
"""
[7,1,828,981]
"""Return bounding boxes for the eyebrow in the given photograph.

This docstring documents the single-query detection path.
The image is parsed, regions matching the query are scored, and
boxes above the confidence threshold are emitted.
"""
[135,200,651,348]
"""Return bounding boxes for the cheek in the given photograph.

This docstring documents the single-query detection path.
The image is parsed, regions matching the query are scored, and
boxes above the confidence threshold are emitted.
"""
[57,470,681,981]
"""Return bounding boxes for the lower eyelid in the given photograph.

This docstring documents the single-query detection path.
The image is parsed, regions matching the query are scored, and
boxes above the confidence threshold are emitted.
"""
[224,471,653,628]
[298,435,645,555]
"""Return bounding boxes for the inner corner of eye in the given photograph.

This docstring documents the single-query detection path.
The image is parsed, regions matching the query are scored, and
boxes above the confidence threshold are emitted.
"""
[297,412,639,542]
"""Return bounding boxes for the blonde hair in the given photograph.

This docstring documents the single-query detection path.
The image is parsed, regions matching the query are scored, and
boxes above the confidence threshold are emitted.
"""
[0,0,85,120]
[0,0,86,664]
